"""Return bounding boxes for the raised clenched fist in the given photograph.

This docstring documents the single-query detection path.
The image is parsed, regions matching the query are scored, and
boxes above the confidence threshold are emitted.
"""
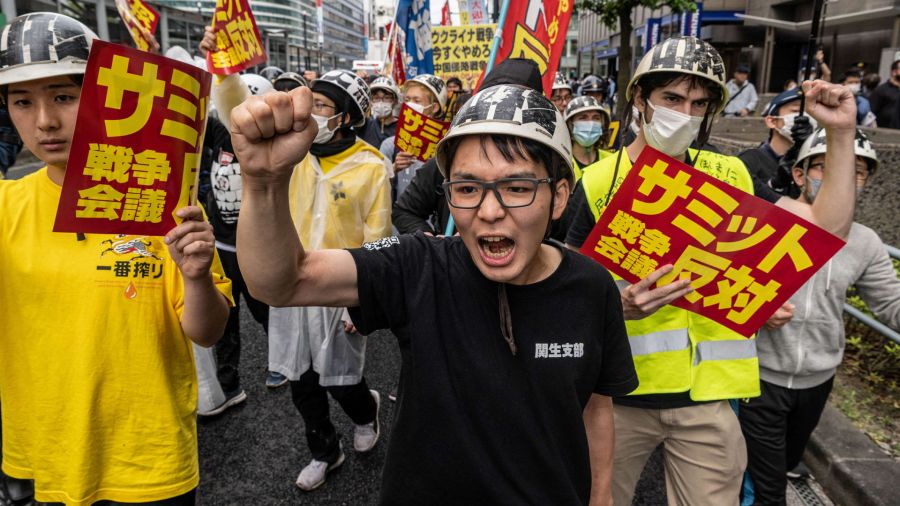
[229,86,318,185]
[801,80,856,132]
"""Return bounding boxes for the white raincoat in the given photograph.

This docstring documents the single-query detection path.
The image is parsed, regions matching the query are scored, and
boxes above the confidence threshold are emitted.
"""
[268,140,392,385]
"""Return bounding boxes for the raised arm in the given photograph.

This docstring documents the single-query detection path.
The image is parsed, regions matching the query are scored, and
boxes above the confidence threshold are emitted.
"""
[232,87,359,308]
[776,80,858,239]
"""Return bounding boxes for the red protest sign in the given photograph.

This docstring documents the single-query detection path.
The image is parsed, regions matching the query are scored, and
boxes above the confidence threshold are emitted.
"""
[54,40,212,236]
[206,0,266,75]
[115,0,159,52]
[395,104,450,162]
[579,147,846,337]
[475,0,572,96]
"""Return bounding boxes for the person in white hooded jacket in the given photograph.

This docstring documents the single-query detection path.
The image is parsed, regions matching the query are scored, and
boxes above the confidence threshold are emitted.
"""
[739,127,900,505]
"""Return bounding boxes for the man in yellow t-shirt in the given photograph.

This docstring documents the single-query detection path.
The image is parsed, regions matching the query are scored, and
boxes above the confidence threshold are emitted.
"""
[0,13,232,505]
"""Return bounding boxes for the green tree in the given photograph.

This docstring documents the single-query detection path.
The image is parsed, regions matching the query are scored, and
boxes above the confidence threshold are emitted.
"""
[576,0,697,108]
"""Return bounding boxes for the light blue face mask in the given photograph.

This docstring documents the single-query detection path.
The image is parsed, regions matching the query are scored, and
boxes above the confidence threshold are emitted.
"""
[572,121,603,147]
[806,175,863,203]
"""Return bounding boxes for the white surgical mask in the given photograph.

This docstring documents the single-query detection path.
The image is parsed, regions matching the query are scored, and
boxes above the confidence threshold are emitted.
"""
[642,102,703,157]
[312,113,339,144]
[847,83,861,94]
[406,101,428,115]
[776,113,818,141]
[372,102,394,118]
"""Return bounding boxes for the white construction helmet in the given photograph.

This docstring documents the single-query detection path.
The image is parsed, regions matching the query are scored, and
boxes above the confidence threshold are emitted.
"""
[241,73,275,96]
[369,75,401,100]
[0,12,97,86]
[796,127,879,173]
[312,69,371,127]
[405,74,448,113]
[564,96,611,123]
[553,72,571,91]
[627,36,729,115]
[435,84,573,184]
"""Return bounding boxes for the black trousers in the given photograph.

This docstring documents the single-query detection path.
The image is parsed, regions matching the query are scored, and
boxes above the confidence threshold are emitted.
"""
[291,369,376,463]
[738,377,834,506]
[215,248,269,392]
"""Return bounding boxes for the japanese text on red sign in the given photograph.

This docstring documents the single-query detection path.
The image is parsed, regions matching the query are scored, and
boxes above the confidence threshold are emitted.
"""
[206,0,267,75]
[394,104,450,162]
[580,147,845,337]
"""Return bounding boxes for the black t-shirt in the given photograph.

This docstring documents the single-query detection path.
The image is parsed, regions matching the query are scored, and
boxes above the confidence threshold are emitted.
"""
[564,155,780,409]
[203,118,241,247]
[348,233,637,505]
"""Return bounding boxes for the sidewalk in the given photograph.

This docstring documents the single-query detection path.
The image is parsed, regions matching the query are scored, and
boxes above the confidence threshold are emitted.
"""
[805,403,900,506]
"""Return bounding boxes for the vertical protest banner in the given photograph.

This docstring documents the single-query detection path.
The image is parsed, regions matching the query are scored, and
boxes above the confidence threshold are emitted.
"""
[115,0,159,52]
[680,2,703,38]
[55,40,212,236]
[475,0,573,96]
[644,18,661,54]
[458,0,471,25]
[470,0,487,25]
[206,0,267,75]
[396,0,434,77]
[394,103,450,162]
[441,0,452,26]
[432,24,496,89]
[389,25,407,85]
[579,147,846,337]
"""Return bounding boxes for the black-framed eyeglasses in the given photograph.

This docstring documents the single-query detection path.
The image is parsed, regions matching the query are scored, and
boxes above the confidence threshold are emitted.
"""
[442,178,554,209]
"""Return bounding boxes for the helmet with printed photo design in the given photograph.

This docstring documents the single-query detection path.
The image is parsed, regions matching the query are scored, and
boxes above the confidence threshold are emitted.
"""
[369,75,400,100]
[241,73,275,96]
[795,127,879,173]
[627,36,729,115]
[0,12,97,87]
[405,73,447,113]
[553,72,571,91]
[564,96,611,123]
[435,84,573,184]
[312,69,371,127]
[580,75,606,95]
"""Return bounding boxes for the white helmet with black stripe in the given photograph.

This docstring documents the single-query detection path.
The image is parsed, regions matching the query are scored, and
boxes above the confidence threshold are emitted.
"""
[313,69,371,128]
[369,75,400,100]
[435,84,573,184]
[0,12,97,87]
[628,35,728,115]
[553,72,571,91]
[796,127,879,173]
[241,73,275,96]
[564,96,611,123]
[405,73,447,113]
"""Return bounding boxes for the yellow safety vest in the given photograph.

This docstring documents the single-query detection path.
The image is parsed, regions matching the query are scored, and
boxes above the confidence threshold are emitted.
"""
[581,148,761,401]
[572,148,613,183]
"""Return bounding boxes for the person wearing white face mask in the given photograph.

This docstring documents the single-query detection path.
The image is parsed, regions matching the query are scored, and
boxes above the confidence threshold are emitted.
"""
[563,96,613,181]
[264,69,392,491]
[738,88,816,189]
[566,36,860,506]
[359,76,401,150]
[840,70,876,127]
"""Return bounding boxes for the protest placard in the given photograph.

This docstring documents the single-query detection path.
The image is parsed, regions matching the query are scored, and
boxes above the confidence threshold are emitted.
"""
[395,104,450,162]
[432,24,495,89]
[115,0,159,52]
[55,40,212,236]
[205,0,266,75]
[580,146,846,337]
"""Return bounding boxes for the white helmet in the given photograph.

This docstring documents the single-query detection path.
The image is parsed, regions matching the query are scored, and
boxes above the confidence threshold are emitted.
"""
[627,36,728,115]
[435,84,573,184]
[0,12,97,86]
[796,127,879,173]
[312,69,371,127]
[553,72,571,92]
[370,76,400,100]
[241,73,275,96]
[405,74,447,114]
[564,96,611,123]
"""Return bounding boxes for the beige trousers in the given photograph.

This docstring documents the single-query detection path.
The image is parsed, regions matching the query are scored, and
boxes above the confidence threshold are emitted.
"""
[612,401,747,506]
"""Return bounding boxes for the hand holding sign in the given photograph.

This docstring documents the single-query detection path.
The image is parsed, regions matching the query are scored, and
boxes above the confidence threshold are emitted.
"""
[620,264,693,320]
[230,87,318,185]
[164,206,217,280]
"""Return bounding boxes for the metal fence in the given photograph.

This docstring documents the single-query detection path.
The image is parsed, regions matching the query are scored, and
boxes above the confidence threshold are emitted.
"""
[842,244,900,345]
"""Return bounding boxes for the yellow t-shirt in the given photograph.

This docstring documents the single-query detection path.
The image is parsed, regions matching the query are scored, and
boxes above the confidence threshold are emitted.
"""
[0,168,233,505]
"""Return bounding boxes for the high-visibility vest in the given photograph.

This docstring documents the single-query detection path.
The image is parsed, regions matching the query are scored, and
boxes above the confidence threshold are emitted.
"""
[581,148,761,401]
[572,148,614,182]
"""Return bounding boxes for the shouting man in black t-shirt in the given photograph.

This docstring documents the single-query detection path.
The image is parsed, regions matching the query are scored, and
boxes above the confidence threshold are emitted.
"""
[231,83,638,504]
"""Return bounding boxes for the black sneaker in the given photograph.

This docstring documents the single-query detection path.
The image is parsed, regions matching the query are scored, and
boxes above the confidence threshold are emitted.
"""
[787,462,811,479]
[198,388,247,417]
